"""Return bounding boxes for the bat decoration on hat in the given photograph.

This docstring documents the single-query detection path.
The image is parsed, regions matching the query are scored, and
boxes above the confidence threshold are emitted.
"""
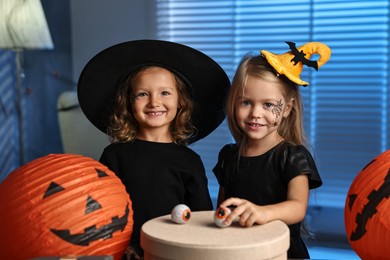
[261,41,331,86]
[286,41,318,70]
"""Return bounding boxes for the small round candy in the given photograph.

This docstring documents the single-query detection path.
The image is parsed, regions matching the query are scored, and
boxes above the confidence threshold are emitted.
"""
[214,206,232,228]
[171,204,191,224]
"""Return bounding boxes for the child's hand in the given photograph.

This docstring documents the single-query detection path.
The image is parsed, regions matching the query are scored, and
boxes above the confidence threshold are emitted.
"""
[220,197,268,227]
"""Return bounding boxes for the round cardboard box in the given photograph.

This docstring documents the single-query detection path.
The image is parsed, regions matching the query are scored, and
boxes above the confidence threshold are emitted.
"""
[141,211,289,260]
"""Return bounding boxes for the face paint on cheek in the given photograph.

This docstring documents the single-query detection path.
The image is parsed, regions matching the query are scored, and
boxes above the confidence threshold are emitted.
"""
[270,99,283,127]
[272,100,283,118]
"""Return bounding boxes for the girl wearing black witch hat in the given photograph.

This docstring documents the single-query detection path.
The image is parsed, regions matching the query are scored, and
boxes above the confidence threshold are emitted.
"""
[78,40,230,259]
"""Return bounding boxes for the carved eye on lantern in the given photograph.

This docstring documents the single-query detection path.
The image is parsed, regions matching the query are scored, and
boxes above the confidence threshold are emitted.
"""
[0,154,133,260]
[344,150,390,260]
[43,168,130,247]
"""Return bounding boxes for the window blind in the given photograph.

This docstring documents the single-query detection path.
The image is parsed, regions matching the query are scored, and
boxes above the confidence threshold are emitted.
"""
[156,0,389,209]
[311,0,389,207]
[0,50,18,182]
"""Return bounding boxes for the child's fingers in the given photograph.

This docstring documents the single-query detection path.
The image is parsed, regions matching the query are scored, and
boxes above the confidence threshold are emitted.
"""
[224,203,245,224]
[220,197,252,225]
[240,212,257,227]
[220,197,241,207]
[238,209,250,226]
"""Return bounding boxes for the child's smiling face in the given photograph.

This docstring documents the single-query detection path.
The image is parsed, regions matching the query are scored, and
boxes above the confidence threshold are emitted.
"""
[131,67,180,139]
[235,75,292,145]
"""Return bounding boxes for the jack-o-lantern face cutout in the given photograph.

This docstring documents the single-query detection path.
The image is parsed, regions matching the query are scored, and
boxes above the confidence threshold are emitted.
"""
[45,169,130,246]
[344,150,390,260]
[0,154,133,260]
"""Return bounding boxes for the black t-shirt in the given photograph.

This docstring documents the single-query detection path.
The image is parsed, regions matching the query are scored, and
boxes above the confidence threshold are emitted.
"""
[213,141,322,259]
[100,139,213,245]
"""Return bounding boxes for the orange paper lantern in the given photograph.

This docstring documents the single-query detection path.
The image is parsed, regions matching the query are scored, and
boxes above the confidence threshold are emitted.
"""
[344,150,390,260]
[0,154,133,260]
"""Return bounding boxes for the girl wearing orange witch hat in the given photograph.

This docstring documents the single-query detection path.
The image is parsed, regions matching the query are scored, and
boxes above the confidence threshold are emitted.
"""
[213,41,331,259]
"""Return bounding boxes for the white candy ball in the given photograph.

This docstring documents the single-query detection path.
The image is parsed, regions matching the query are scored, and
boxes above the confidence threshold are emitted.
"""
[171,204,191,224]
[214,206,232,228]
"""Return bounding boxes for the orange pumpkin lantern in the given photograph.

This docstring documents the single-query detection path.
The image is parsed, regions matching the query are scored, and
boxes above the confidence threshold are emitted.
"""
[344,150,390,260]
[0,154,133,260]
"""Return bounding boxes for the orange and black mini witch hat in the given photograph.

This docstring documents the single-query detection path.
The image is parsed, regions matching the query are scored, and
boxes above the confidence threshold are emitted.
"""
[261,41,331,86]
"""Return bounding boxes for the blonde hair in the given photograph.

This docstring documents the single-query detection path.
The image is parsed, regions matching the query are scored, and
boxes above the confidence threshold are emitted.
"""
[107,66,194,144]
[227,54,307,152]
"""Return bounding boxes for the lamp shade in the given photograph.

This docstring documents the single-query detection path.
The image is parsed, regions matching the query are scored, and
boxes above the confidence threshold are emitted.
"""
[0,0,53,49]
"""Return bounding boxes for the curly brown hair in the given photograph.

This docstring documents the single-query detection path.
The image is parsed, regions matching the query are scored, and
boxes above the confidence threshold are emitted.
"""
[107,66,195,145]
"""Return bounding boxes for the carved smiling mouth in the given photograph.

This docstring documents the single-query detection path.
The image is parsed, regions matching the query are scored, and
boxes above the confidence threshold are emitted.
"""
[50,203,130,246]
[349,169,390,241]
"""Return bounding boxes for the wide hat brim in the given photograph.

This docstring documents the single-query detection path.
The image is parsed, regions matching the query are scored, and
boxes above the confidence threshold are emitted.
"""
[77,40,230,143]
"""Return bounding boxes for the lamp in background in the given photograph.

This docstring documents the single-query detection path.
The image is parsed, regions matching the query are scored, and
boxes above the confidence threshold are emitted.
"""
[0,0,54,166]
